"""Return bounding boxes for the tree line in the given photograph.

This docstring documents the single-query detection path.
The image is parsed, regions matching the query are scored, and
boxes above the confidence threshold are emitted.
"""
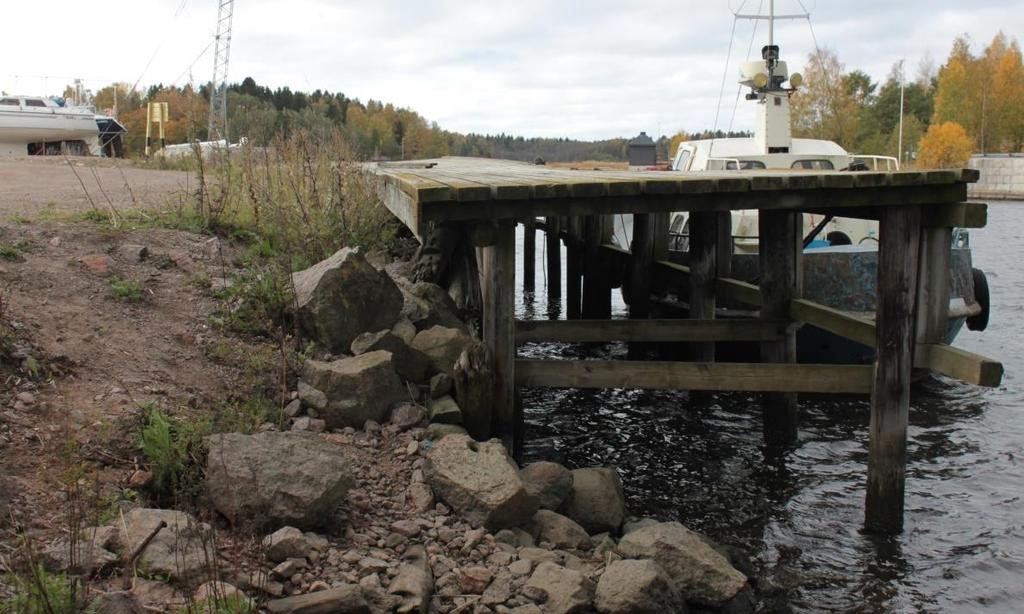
[64,30,1022,167]
[788,31,1023,167]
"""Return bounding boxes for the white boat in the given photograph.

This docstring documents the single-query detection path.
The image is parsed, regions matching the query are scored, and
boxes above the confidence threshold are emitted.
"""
[0,95,100,156]
[616,1,990,362]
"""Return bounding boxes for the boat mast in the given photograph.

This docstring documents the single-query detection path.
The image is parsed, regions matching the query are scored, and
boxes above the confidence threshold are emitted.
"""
[768,0,774,48]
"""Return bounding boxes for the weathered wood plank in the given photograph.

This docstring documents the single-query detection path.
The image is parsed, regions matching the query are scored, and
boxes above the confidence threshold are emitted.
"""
[760,209,801,445]
[515,319,788,344]
[523,218,536,292]
[545,216,562,302]
[515,359,874,393]
[412,184,969,224]
[566,216,583,319]
[628,213,654,319]
[581,216,612,319]
[790,298,876,347]
[865,205,921,534]
[480,220,517,450]
[914,343,1003,387]
[688,212,718,375]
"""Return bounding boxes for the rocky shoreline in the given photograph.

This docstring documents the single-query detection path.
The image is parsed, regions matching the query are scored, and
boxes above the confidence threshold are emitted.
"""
[34,246,758,613]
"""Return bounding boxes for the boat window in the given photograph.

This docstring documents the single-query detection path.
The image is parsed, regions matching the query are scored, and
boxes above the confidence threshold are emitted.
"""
[0,98,19,106]
[24,99,47,107]
[791,159,835,170]
[676,149,692,171]
[725,160,766,170]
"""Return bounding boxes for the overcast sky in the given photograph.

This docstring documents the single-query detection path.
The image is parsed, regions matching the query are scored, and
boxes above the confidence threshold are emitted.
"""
[3,1,1021,140]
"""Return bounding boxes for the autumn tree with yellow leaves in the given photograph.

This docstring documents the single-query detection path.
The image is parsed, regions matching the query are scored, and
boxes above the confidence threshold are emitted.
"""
[917,122,974,168]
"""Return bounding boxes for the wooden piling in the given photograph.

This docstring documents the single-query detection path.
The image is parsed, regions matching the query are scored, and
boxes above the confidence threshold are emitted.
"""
[523,218,536,293]
[566,217,583,320]
[481,219,517,451]
[716,210,733,279]
[582,216,612,319]
[629,213,655,320]
[759,210,801,445]
[688,212,718,355]
[865,205,922,534]
[545,216,562,304]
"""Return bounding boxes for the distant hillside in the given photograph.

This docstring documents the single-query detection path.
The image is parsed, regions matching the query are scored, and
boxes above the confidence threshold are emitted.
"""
[83,77,747,161]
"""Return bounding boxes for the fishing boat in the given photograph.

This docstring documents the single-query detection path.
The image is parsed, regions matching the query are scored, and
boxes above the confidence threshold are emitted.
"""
[0,94,104,156]
[623,2,990,363]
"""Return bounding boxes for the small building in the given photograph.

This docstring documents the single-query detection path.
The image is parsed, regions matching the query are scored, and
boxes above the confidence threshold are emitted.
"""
[627,131,657,167]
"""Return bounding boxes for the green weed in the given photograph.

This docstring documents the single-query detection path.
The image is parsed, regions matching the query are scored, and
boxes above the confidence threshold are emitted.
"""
[0,244,22,262]
[0,564,76,614]
[108,277,144,302]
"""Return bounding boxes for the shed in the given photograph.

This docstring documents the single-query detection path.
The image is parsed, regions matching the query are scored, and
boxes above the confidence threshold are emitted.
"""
[628,131,657,166]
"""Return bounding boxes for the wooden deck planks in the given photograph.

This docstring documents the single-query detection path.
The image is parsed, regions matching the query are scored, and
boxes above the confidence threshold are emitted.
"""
[371,158,979,225]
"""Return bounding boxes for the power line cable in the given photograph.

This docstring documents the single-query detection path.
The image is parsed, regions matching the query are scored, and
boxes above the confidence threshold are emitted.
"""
[129,0,193,93]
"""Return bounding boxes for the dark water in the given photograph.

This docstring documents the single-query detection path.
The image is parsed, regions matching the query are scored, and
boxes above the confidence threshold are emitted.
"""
[515,204,1024,613]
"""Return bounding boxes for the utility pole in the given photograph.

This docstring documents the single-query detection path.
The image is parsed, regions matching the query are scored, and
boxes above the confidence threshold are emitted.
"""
[897,59,905,166]
[207,0,235,142]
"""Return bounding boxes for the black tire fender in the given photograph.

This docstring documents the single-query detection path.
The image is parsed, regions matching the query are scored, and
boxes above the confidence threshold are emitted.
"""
[967,267,990,332]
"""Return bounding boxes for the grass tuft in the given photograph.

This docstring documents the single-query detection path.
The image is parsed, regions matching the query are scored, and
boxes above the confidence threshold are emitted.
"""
[107,277,144,302]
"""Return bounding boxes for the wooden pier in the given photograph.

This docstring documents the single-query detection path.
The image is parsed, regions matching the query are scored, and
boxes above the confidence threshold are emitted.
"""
[369,157,1003,534]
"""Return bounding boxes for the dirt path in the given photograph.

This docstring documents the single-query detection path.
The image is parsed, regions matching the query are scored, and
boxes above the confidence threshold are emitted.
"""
[0,156,192,220]
[0,157,275,542]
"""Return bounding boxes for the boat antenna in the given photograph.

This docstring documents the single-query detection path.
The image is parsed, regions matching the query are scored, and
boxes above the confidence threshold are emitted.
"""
[713,2,746,136]
[729,0,765,132]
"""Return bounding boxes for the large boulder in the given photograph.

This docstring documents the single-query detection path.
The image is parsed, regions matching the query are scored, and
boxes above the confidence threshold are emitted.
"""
[616,522,747,607]
[520,462,573,511]
[410,326,474,376]
[292,248,403,353]
[205,432,354,530]
[594,559,687,614]
[391,277,467,332]
[561,468,626,534]
[114,509,212,584]
[424,434,537,530]
[522,562,593,614]
[303,351,408,428]
[350,330,430,383]
[265,584,391,613]
[528,510,591,550]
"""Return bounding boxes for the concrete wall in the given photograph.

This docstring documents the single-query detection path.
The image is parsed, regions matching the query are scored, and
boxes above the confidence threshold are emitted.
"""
[968,155,1024,200]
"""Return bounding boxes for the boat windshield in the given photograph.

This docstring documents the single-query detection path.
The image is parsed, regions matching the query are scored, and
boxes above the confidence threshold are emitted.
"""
[791,159,835,170]
[0,98,19,106]
[725,160,766,170]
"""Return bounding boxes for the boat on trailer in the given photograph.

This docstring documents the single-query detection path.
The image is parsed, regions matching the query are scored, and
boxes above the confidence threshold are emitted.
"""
[618,3,990,363]
[0,94,124,157]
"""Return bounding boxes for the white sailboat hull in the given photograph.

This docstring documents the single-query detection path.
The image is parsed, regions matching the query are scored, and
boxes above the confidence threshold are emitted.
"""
[0,99,99,155]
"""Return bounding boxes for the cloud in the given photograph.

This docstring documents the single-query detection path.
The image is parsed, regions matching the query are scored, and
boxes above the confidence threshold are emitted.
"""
[2,0,1022,140]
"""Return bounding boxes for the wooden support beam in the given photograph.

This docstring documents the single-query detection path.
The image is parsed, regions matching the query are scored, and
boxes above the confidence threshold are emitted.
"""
[790,299,876,347]
[716,210,733,278]
[629,213,655,319]
[865,205,922,534]
[515,359,873,393]
[915,226,952,346]
[566,217,583,319]
[582,215,612,319]
[545,216,561,303]
[515,318,789,344]
[522,218,536,292]
[481,219,517,451]
[689,211,718,402]
[915,343,1003,388]
[759,210,802,445]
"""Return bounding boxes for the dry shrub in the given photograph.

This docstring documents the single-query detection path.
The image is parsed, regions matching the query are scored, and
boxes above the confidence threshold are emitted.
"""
[238,127,399,270]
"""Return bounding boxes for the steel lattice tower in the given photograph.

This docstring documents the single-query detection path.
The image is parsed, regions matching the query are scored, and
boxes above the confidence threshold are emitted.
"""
[207,0,234,141]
